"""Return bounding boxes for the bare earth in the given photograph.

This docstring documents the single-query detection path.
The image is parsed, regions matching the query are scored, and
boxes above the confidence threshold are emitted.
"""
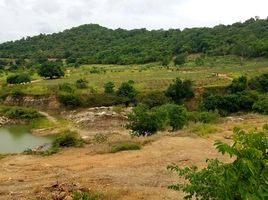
[0,112,267,200]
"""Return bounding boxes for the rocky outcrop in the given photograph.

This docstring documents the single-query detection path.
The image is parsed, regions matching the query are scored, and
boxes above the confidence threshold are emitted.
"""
[4,95,61,111]
[0,116,16,127]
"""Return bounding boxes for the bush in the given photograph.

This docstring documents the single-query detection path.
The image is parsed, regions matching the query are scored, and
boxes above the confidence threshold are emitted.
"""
[85,93,122,107]
[187,111,220,123]
[200,91,256,115]
[43,130,84,156]
[76,79,88,89]
[6,73,31,84]
[126,104,168,136]
[110,141,141,153]
[73,191,101,200]
[118,81,137,106]
[165,78,194,104]
[168,128,268,199]
[2,106,43,119]
[249,73,268,92]
[137,91,170,108]
[252,96,268,114]
[58,92,82,107]
[157,104,187,131]
[228,76,247,93]
[104,81,115,94]
[58,82,75,93]
[174,53,187,66]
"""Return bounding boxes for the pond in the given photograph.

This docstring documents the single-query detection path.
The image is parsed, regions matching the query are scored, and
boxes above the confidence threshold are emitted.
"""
[0,125,53,154]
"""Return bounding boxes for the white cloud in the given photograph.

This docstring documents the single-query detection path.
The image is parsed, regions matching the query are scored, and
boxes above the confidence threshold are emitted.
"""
[0,0,267,42]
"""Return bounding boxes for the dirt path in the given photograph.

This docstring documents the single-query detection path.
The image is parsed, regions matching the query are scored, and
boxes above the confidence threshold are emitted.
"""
[39,111,58,124]
[0,113,267,199]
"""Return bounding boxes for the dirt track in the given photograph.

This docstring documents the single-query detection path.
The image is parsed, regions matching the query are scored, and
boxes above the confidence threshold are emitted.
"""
[0,113,267,199]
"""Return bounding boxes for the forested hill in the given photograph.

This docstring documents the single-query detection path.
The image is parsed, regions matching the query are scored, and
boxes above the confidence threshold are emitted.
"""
[0,17,268,65]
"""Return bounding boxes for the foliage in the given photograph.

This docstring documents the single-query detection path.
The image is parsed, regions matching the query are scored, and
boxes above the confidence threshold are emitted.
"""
[38,61,64,79]
[168,128,268,199]
[1,18,268,64]
[126,104,168,136]
[84,93,122,107]
[201,91,257,115]
[118,81,137,106]
[73,192,100,200]
[137,91,170,108]
[104,81,115,94]
[228,76,248,93]
[43,130,84,155]
[187,111,220,123]
[249,73,268,92]
[252,95,268,114]
[58,92,82,107]
[6,73,31,84]
[58,82,75,93]
[165,78,195,104]
[190,123,218,137]
[157,104,187,131]
[110,140,141,153]
[0,106,43,119]
[76,78,88,89]
[174,53,187,66]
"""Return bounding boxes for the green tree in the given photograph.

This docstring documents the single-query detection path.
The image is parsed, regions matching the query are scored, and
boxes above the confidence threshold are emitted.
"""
[118,81,137,106]
[174,53,187,66]
[104,81,115,94]
[6,73,31,84]
[168,128,268,200]
[38,61,64,79]
[126,104,168,136]
[229,76,248,93]
[165,78,195,104]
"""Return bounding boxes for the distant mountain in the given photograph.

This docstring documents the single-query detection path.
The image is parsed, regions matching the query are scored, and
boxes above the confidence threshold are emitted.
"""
[0,17,268,65]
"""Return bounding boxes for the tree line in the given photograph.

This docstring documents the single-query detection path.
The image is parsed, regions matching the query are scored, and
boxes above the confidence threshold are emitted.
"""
[0,17,268,65]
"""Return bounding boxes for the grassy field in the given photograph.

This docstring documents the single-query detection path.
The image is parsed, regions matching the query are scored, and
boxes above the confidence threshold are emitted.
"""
[1,55,268,95]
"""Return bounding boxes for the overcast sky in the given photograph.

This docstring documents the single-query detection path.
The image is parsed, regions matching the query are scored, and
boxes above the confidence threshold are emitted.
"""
[0,0,267,43]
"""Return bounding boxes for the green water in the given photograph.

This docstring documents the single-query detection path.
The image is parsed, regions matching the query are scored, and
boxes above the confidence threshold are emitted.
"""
[0,125,53,154]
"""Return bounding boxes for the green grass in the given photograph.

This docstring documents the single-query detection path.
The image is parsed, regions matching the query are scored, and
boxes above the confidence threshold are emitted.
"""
[190,123,218,137]
[1,56,268,96]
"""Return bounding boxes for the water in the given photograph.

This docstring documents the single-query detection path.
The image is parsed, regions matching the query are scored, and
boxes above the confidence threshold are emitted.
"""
[0,125,53,154]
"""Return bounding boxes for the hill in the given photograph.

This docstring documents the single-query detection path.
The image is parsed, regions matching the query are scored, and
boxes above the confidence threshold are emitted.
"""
[0,17,268,65]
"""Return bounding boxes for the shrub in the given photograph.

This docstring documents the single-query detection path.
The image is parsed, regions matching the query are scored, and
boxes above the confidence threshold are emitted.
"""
[252,96,268,114]
[6,73,31,84]
[228,76,248,93]
[248,73,268,92]
[187,111,220,123]
[2,106,43,119]
[76,79,88,89]
[174,53,187,66]
[73,191,101,200]
[118,81,137,106]
[58,92,82,107]
[157,104,187,131]
[104,81,115,94]
[165,78,194,104]
[126,104,168,136]
[200,92,256,115]
[85,93,122,107]
[43,131,84,156]
[190,123,218,137]
[58,82,75,93]
[168,128,268,199]
[110,141,141,153]
[138,91,170,108]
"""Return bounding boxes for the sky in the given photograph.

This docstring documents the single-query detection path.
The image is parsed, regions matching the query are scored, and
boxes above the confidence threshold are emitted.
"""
[0,0,267,43]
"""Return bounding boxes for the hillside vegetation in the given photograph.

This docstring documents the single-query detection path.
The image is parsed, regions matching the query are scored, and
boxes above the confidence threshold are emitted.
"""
[0,17,268,65]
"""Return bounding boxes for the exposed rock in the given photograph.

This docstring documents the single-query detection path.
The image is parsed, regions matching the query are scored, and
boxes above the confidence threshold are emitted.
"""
[0,115,16,127]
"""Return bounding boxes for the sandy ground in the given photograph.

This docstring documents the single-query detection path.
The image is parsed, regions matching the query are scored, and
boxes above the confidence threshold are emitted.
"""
[0,113,267,200]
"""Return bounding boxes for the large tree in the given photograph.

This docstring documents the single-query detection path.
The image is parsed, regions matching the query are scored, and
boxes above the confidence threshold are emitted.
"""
[38,61,64,79]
